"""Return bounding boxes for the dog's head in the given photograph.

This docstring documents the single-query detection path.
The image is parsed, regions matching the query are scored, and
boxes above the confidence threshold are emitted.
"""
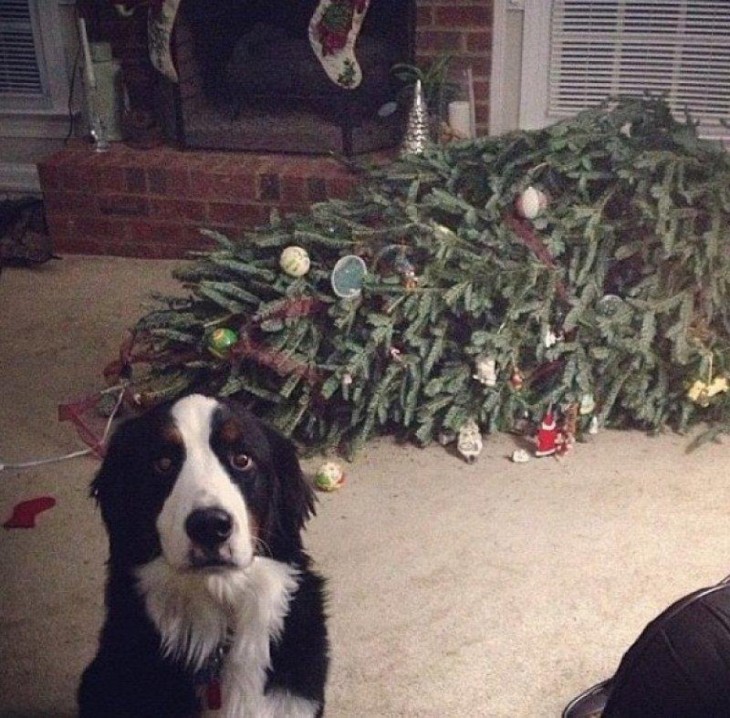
[92,394,315,572]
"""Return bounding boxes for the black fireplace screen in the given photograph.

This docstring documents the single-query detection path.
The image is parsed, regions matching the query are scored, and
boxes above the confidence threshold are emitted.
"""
[160,0,415,155]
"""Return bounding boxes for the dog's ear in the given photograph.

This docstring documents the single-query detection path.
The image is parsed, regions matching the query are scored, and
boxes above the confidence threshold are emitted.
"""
[90,412,169,565]
[260,422,316,532]
[90,417,133,507]
[88,417,141,557]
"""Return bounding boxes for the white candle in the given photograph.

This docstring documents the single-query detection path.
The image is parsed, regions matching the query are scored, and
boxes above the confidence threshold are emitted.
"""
[77,17,97,88]
[448,100,472,139]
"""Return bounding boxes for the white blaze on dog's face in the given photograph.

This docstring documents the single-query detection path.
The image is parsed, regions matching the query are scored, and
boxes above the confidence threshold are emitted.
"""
[156,395,256,572]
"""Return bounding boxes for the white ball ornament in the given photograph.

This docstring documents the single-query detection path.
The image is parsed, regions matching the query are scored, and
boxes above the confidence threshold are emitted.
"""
[515,185,548,219]
[279,246,310,277]
[314,461,345,492]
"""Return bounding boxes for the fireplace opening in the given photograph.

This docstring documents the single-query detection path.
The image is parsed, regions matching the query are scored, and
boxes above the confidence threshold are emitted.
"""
[160,0,416,155]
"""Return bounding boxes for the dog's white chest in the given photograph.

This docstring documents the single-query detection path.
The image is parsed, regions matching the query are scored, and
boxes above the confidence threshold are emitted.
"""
[138,557,319,718]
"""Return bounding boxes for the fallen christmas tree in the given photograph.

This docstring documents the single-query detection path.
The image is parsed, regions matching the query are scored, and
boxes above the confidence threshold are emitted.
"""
[107,96,730,457]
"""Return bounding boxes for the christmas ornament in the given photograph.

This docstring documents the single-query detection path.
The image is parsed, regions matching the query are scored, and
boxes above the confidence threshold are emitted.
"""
[331,254,367,298]
[389,346,404,363]
[402,272,419,290]
[510,367,524,390]
[688,376,729,407]
[544,328,559,348]
[279,246,311,277]
[515,186,548,220]
[579,393,596,415]
[314,461,346,491]
[308,0,371,88]
[535,410,559,457]
[207,327,239,359]
[596,294,626,317]
[511,449,530,463]
[401,79,431,156]
[393,253,419,289]
[687,354,728,407]
[457,418,483,463]
[473,356,498,387]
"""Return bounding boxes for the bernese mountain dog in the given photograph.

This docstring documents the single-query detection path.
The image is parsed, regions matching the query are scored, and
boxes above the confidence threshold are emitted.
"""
[78,394,329,718]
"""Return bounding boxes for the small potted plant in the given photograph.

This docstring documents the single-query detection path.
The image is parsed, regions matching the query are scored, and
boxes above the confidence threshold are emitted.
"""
[391,54,461,137]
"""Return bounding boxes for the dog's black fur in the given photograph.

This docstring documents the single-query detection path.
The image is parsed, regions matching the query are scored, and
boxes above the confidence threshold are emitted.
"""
[78,395,328,717]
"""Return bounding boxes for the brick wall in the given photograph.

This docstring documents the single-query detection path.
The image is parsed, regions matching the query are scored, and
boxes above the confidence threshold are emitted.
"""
[38,143,359,258]
[416,1,493,132]
[42,1,494,258]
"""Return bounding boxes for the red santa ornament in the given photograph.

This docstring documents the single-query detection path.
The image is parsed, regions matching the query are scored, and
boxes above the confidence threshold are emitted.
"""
[535,410,559,457]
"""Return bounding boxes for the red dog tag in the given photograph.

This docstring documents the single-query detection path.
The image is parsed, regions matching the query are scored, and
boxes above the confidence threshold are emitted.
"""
[207,678,222,710]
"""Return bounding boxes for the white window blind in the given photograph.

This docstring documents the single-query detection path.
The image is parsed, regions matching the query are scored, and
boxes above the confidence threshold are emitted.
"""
[0,0,43,97]
[548,0,730,136]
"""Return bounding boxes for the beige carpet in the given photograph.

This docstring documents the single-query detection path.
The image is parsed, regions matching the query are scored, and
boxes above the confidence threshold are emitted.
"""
[1,256,729,718]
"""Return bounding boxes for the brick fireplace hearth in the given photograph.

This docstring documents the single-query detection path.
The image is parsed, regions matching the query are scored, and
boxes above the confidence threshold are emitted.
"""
[40,1,493,258]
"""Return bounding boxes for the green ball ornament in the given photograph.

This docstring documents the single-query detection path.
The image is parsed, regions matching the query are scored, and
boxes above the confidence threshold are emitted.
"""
[208,327,239,358]
[314,461,345,492]
[280,246,310,277]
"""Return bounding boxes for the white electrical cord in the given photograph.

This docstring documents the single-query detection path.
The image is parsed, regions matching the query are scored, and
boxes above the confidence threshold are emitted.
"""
[0,387,125,473]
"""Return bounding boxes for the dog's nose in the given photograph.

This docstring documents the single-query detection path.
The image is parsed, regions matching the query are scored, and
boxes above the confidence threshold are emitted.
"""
[185,507,233,549]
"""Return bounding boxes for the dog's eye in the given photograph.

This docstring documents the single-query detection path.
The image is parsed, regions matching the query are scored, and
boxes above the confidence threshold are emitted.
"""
[229,452,253,471]
[153,456,174,475]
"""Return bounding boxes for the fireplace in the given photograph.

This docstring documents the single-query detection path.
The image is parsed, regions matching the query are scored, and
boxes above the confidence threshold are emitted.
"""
[159,0,415,155]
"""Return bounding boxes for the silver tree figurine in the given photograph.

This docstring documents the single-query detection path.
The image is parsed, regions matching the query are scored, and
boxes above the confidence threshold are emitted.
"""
[401,79,432,156]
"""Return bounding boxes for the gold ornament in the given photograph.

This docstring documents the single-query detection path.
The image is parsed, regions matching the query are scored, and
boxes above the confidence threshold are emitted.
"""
[688,377,728,407]
[687,355,728,407]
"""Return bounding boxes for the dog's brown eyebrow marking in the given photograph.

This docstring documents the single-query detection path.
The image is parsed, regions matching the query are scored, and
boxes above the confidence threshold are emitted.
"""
[161,425,183,446]
[220,417,243,445]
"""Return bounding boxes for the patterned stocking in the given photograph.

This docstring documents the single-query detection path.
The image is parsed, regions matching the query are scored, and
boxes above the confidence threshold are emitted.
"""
[308,0,372,89]
[147,0,182,83]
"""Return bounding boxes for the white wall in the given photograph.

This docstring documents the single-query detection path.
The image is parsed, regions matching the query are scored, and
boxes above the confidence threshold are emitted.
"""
[0,0,81,195]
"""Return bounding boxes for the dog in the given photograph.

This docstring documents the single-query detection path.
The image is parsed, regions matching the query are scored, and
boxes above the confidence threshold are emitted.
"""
[78,394,328,717]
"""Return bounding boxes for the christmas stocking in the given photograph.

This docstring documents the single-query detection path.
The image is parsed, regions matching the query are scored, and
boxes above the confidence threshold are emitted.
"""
[147,0,181,83]
[308,0,371,89]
